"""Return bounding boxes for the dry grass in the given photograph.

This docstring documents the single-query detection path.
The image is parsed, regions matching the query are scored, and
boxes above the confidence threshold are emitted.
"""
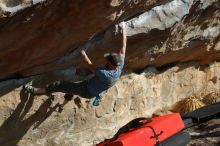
[174,96,205,113]
[174,88,220,113]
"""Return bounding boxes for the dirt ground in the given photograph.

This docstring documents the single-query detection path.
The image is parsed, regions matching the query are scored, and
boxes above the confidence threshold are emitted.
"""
[185,118,220,146]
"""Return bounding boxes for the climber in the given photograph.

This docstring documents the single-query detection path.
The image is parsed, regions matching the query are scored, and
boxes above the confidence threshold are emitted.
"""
[24,21,127,111]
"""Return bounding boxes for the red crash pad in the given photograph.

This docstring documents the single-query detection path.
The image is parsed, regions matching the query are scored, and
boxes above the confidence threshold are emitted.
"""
[98,113,185,146]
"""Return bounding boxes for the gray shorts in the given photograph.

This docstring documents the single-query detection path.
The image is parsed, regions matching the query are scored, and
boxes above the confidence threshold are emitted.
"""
[46,81,93,99]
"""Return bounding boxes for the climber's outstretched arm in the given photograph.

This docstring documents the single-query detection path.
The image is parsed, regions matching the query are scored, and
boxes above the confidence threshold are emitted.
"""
[119,21,127,56]
[81,49,96,72]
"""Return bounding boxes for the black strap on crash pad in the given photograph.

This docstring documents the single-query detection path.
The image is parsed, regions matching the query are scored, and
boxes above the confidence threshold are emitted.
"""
[113,117,152,140]
[182,102,220,128]
[145,125,163,144]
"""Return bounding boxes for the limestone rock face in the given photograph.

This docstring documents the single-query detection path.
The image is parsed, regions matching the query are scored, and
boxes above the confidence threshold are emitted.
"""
[0,0,161,80]
[0,62,219,146]
[0,0,220,146]
[0,0,219,80]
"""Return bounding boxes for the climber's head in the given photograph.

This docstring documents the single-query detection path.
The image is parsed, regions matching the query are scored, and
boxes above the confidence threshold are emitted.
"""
[104,53,121,70]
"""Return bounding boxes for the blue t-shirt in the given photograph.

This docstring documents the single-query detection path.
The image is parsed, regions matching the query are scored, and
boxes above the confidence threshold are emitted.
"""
[87,55,125,96]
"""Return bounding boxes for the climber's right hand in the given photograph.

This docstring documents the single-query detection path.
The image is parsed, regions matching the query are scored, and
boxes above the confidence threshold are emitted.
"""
[119,21,126,30]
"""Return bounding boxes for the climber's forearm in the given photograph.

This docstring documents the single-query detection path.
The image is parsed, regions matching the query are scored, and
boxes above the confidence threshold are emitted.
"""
[120,22,127,56]
[120,28,127,56]
[81,50,96,72]
[83,53,92,65]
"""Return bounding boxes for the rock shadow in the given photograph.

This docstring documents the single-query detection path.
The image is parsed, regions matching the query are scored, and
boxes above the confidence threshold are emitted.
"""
[0,88,59,146]
[192,123,220,139]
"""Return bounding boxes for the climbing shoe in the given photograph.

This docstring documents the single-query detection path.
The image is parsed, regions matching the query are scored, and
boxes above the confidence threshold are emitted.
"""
[23,84,36,94]
[93,95,101,106]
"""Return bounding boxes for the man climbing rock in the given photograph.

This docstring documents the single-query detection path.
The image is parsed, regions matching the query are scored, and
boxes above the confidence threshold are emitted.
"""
[24,21,127,111]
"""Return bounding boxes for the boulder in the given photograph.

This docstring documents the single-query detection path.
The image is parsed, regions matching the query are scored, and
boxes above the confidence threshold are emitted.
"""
[0,0,219,80]
[0,62,219,146]
[0,0,219,145]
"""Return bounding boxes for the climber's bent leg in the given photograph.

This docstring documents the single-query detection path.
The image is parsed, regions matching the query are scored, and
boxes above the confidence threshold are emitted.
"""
[46,81,92,98]
[24,84,47,94]
[34,88,47,94]
[46,81,93,112]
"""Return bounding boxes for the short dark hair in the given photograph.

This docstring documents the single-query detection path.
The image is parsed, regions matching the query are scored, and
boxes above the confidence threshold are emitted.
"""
[104,53,121,66]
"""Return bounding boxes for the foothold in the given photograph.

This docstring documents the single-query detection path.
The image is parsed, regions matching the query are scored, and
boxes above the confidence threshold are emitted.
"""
[209,76,217,84]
